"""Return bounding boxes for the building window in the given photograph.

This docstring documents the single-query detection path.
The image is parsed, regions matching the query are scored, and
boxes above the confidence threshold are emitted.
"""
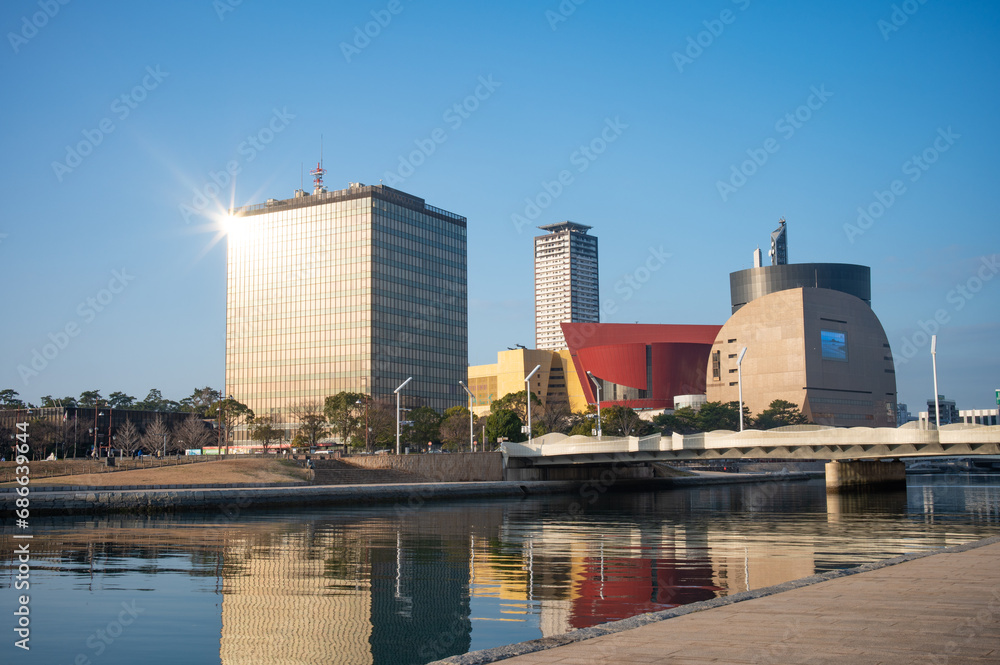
[712,350,721,381]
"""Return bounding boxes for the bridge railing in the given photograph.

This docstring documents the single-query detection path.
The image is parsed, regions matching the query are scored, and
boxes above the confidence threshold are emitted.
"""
[505,425,1000,458]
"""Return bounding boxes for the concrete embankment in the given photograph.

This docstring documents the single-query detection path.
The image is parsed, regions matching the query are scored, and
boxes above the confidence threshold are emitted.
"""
[2,481,584,516]
[1,472,816,516]
[432,536,1000,665]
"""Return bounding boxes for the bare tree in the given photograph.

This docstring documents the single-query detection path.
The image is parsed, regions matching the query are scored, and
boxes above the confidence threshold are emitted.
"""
[117,419,142,456]
[249,415,283,454]
[291,401,327,451]
[538,400,571,435]
[174,414,212,453]
[141,415,172,456]
[366,397,398,452]
[27,417,60,460]
[440,406,472,451]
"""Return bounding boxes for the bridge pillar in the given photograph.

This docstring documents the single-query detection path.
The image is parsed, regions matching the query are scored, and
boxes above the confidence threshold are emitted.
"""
[825,460,906,492]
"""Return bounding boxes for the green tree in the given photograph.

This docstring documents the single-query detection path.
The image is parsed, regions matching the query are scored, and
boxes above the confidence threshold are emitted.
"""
[78,390,103,407]
[179,387,222,417]
[753,399,810,429]
[292,402,328,452]
[603,404,652,437]
[209,397,254,450]
[653,406,700,434]
[404,406,442,451]
[137,389,180,412]
[491,390,541,423]
[0,389,27,409]
[484,408,523,444]
[566,405,598,436]
[249,415,283,453]
[108,391,136,409]
[695,401,751,432]
[323,392,365,448]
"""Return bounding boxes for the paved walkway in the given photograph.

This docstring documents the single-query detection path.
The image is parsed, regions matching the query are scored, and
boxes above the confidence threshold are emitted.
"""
[441,538,1000,665]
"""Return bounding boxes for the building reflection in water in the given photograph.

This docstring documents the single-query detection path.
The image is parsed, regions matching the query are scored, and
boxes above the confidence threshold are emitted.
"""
[13,477,1000,665]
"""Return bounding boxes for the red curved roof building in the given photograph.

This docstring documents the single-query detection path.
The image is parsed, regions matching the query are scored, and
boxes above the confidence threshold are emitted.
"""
[561,322,722,410]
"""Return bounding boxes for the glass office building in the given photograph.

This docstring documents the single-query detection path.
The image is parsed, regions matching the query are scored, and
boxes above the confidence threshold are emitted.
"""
[226,182,467,440]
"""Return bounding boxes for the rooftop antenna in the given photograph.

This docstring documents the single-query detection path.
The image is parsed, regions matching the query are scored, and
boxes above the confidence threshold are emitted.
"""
[310,135,326,194]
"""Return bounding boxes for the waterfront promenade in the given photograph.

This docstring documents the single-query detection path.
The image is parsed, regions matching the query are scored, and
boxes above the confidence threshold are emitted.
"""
[438,537,1000,665]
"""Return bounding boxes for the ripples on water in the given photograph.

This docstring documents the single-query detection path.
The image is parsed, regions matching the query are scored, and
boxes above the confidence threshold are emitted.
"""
[2,475,998,664]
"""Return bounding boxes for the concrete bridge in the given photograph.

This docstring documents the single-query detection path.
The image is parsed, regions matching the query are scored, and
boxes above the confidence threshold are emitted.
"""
[500,423,1000,490]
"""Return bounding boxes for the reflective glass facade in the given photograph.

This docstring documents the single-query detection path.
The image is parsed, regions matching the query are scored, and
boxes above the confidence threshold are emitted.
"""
[226,183,467,438]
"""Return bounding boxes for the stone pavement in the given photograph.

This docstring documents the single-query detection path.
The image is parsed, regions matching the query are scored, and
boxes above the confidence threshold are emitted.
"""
[437,537,1000,665]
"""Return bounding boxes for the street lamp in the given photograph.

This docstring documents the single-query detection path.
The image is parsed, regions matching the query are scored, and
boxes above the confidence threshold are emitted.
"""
[737,347,748,432]
[96,409,104,457]
[459,381,475,452]
[356,397,370,452]
[586,371,603,439]
[931,335,940,429]
[525,365,541,444]
[394,377,413,455]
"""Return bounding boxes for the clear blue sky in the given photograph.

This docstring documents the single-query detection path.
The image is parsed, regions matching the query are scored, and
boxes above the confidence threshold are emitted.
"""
[2,0,998,411]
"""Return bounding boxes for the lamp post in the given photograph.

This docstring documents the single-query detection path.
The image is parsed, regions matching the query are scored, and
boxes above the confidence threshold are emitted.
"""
[524,365,541,444]
[93,408,100,458]
[394,377,412,455]
[459,381,475,452]
[96,409,105,457]
[737,347,748,432]
[586,371,603,439]
[226,395,234,454]
[356,397,371,452]
[931,335,940,429]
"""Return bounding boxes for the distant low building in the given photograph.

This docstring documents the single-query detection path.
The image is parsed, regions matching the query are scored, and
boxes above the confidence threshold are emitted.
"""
[467,348,586,417]
[917,400,996,427]
[919,395,960,426]
[0,406,209,456]
[896,403,916,426]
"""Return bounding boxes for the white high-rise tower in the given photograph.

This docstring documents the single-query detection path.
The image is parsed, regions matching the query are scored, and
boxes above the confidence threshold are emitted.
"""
[534,222,599,350]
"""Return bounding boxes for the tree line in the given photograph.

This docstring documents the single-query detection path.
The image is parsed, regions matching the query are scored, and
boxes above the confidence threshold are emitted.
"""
[1,385,810,460]
[0,387,231,460]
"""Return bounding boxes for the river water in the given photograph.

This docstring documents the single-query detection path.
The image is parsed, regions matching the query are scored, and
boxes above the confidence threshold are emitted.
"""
[3,474,999,664]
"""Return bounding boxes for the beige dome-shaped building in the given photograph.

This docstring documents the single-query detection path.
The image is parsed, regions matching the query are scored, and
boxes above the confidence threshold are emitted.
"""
[705,287,897,427]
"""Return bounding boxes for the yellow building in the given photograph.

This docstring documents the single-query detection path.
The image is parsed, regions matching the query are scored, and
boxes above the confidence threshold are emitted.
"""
[467,349,588,417]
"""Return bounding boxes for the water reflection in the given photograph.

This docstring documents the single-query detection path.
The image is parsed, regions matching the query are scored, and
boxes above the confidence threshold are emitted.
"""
[2,476,999,665]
